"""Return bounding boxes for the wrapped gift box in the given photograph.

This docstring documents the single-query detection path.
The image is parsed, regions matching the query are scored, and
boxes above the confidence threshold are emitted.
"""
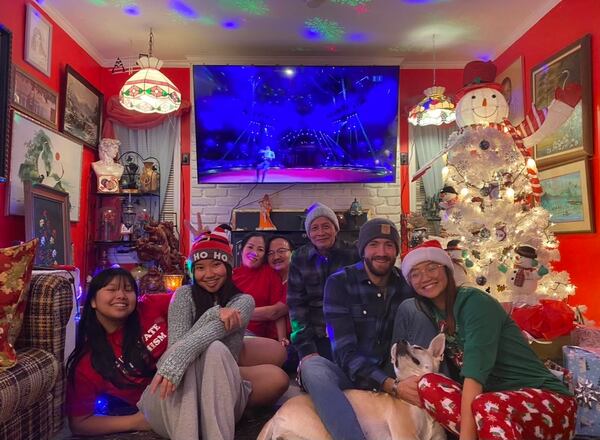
[531,334,572,362]
[563,345,600,436]
[572,325,600,349]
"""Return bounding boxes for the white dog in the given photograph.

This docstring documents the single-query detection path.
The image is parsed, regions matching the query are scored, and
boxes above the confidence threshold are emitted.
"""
[257,333,447,440]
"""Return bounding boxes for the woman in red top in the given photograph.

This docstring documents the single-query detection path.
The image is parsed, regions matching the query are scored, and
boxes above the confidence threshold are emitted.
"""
[233,232,289,343]
[66,268,171,436]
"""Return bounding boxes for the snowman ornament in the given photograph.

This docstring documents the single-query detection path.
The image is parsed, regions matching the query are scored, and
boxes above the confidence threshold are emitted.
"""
[445,239,471,286]
[510,245,542,298]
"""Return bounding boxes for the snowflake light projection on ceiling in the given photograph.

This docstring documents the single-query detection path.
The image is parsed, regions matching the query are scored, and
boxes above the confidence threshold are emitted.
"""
[218,0,269,15]
[304,17,345,42]
[330,0,371,6]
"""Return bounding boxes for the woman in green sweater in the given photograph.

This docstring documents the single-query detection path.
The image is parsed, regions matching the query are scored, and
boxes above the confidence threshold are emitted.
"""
[398,240,575,440]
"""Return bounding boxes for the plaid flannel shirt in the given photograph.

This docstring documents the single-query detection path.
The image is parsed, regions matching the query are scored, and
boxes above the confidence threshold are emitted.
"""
[288,239,360,358]
[324,261,413,391]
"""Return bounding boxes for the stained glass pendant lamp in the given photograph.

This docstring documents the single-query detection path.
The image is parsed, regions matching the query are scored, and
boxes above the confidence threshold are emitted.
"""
[119,30,181,114]
[408,35,456,126]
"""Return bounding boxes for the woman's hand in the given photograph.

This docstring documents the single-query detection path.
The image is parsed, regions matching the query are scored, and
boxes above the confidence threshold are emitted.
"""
[279,337,290,347]
[132,411,153,431]
[220,307,242,331]
[150,373,176,400]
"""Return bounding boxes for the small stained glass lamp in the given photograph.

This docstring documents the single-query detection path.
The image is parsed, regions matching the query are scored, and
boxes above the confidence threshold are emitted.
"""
[163,274,184,292]
[408,35,456,126]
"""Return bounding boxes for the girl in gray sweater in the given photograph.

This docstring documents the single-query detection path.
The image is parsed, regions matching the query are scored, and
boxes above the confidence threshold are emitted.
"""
[139,225,288,440]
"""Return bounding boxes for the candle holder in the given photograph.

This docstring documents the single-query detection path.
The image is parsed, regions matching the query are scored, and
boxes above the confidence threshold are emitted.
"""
[162,274,184,292]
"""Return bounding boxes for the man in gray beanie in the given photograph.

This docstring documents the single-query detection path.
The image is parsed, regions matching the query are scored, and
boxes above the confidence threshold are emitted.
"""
[298,217,431,440]
[288,202,359,363]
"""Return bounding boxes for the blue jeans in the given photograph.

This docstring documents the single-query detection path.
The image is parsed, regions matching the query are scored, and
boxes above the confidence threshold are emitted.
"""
[393,298,449,376]
[299,355,365,440]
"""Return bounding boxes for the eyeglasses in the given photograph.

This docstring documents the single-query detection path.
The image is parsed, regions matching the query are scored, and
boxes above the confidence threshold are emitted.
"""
[267,248,291,257]
[408,263,444,283]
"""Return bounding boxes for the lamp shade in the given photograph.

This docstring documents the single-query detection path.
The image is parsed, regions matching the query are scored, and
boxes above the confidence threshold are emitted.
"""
[408,86,456,126]
[119,56,181,114]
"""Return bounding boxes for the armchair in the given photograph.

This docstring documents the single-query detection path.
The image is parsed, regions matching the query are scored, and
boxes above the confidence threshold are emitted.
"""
[0,274,73,439]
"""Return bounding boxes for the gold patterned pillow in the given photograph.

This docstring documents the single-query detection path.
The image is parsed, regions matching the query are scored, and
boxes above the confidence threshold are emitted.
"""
[0,239,38,369]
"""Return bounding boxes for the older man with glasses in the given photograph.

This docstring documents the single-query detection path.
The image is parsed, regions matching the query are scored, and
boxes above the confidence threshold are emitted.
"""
[267,236,293,285]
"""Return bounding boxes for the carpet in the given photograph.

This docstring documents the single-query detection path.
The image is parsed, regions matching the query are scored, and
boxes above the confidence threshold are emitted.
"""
[66,407,275,440]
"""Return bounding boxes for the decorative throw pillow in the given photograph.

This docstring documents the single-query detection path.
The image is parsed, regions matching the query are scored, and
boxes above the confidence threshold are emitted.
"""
[0,239,38,369]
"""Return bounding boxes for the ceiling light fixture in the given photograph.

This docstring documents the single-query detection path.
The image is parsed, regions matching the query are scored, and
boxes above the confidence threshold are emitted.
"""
[119,29,181,114]
[408,34,456,126]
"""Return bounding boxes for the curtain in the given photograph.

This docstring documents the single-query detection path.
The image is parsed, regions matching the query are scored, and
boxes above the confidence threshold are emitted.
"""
[114,117,181,210]
[409,123,456,198]
[102,95,190,138]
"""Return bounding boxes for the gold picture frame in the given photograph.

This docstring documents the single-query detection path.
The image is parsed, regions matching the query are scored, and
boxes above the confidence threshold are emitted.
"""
[539,159,593,233]
[531,35,592,168]
[12,66,58,128]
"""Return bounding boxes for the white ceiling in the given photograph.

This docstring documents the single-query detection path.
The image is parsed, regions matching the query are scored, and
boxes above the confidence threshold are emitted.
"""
[39,0,561,68]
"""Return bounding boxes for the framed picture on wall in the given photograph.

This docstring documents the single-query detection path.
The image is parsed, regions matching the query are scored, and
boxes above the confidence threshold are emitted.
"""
[539,159,593,233]
[8,110,83,221]
[495,56,524,125]
[61,65,103,148]
[0,25,12,181]
[12,66,58,128]
[24,182,71,266]
[24,3,52,77]
[532,34,592,168]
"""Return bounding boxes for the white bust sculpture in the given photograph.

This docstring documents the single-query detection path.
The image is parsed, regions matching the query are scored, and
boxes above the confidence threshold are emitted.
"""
[92,138,124,193]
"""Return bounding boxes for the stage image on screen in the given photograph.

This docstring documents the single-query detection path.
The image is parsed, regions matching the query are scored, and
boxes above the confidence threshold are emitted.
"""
[193,65,399,183]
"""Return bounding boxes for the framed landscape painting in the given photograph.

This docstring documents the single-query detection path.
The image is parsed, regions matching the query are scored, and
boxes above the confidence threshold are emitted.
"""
[539,159,593,233]
[61,65,103,148]
[12,66,58,128]
[24,182,71,266]
[8,110,83,221]
[532,35,592,167]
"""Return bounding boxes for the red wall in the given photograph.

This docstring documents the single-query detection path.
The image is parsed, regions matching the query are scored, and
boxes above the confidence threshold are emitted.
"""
[0,0,102,276]
[494,0,600,321]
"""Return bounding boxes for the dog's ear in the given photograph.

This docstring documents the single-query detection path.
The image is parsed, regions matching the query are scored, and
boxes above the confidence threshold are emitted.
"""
[390,342,398,368]
[428,333,446,359]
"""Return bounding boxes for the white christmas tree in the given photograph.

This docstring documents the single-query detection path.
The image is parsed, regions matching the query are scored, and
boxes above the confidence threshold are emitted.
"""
[432,61,579,304]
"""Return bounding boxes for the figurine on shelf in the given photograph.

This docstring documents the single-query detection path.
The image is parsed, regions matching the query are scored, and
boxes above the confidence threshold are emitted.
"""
[258,194,277,230]
[135,220,184,274]
[92,138,124,193]
[120,154,140,193]
[120,222,133,241]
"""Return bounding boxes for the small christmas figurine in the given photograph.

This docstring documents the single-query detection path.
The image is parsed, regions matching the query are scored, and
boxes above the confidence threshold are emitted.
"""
[349,198,363,216]
[257,194,276,231]
[510,245,545,299]
[446,239,470,286]
[439,186,458,210]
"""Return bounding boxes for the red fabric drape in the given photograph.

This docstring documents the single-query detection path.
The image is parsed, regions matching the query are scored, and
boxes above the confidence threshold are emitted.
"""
[102,95,191,137]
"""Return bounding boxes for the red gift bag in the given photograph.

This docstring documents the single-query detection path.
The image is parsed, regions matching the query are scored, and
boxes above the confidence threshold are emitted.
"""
[511,300,575,340]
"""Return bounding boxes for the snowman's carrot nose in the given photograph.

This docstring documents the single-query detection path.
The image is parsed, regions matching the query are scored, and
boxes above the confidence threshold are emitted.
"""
[482,98,488,107]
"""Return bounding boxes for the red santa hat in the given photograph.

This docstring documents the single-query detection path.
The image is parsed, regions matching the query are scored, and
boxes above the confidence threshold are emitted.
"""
[401,239,454,284]
[455,60,503,101]
[188,225,233,268]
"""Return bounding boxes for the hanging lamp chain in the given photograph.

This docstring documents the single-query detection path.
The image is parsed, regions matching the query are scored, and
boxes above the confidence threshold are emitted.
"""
[148,28,154,57]
[432,34,436,86]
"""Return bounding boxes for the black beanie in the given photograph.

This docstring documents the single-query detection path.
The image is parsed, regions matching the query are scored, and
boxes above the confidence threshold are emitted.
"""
[357,218,400,257]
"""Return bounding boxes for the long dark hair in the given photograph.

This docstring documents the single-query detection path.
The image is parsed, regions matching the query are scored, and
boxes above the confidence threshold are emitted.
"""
[415,266,458,335]
[239,232,268,267]
[191,262,242,322]
[66,268,155,388]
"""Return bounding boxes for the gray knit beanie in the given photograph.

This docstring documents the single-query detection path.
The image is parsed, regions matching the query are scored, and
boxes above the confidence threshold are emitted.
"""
[357,218,400,257]
[304,202,339,234]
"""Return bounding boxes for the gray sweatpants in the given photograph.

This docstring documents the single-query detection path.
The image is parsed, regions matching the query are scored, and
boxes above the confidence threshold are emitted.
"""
[138,340,252,440]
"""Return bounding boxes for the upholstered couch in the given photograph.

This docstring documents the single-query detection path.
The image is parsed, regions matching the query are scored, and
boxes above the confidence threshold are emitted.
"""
[0,273,73,440]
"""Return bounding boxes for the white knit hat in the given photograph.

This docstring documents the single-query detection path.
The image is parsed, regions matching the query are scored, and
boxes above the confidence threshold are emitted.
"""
[401,240,454,283]
[304,202,339,234]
